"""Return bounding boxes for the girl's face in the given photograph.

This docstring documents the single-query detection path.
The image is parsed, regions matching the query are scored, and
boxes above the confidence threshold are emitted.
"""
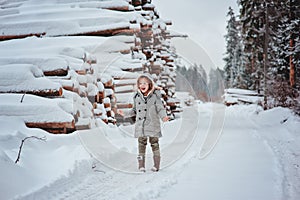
[138,77,150,94]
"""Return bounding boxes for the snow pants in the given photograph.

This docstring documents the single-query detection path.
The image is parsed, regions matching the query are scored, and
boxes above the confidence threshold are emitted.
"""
[138,136,160,157]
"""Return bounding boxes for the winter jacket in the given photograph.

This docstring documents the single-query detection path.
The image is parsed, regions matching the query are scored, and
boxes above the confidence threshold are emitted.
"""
[130,89,167,138]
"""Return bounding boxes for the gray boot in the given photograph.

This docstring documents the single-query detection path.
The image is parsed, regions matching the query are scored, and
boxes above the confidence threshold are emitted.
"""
[137,155,145,172]
[151,155,160,172]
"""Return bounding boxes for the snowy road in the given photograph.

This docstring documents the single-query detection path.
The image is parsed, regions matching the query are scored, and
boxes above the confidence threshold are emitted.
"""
[157,104,282,200]
[18,102,296,200]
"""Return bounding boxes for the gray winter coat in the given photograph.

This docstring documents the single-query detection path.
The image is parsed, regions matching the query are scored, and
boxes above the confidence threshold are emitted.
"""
[130,89,167,138]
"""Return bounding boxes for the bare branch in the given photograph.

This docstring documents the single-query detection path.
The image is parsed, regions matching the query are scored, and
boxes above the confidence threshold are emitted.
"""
[15,135,47,164]
[20,93,26,103]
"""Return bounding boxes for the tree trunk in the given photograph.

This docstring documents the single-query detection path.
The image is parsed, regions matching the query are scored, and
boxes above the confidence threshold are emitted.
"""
[263,2,269,110]
[289,0,295,88]
[289,38,295,87]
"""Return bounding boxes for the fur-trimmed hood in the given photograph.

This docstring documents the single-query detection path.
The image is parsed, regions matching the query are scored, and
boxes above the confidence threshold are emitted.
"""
[136,73,156,97]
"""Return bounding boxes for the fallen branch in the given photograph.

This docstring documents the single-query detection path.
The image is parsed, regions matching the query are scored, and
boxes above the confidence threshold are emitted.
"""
[15,135,47,164]
[20,93,26,103]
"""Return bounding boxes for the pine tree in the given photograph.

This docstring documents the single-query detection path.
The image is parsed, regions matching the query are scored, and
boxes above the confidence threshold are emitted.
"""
[288,0,300,90]
[268,0,300,109]
[235,0,299,112]
[175,64,208,101]
[238,0,266,91]
[224,7,240,88]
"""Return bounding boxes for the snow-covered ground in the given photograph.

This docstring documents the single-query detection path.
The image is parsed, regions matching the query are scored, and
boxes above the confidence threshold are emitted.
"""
[0,1,299,199]
[1,92,299,200]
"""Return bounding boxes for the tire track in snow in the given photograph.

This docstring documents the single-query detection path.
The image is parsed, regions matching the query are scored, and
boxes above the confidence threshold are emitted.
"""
[19,159,185,200]
[16,161,113,200]
[198,103,225,159]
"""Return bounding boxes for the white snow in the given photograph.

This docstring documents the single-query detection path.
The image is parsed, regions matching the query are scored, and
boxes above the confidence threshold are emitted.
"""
[0,93,74,123]
[0,64,61,93]
[0,93,299,200]
[0,1,299,200]
[0,0,139,36]
[224,88,264,105]
[0,36,107,72]
[0,32,143,131]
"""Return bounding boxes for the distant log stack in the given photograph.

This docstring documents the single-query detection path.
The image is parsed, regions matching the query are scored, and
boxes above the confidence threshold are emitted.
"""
[224,88,264,106]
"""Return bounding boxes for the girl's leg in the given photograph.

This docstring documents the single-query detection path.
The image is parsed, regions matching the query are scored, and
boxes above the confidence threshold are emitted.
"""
[138,137,147,171]
[149,137,160,171]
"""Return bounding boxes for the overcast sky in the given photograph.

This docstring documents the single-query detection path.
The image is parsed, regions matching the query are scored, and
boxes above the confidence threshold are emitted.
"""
[153,0,239,69]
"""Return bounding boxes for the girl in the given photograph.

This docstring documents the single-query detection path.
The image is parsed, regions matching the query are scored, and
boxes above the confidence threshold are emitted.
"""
[119,74,169,172]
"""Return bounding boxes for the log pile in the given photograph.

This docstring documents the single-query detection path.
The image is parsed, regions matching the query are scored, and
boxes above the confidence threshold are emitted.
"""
[0,1,139,41]
[113,0,182,122]
[224,88,264,106]
[0,0,182,133]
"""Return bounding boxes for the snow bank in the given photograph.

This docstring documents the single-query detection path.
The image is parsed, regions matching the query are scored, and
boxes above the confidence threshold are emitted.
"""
[254,107,300,199]
[0,117,89,200]
[0,96,299,200]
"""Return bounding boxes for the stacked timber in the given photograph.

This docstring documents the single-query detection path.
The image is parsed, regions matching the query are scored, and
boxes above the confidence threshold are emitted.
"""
[110,0,181,123]
[0,0,139,41]
[130,0,181,118]
[224,88,264,106]
[0,93,76,134]
[0,0,143,133]
[0,0,181,133]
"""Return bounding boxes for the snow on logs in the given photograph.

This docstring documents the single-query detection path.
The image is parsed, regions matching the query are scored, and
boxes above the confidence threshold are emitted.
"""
[0,94,75,134]
[224,88,264,106]
[0,64,63,97]
[79,1,135,12]
[0,0,178,132]
[0,38,116,132]
[0,0,140,40]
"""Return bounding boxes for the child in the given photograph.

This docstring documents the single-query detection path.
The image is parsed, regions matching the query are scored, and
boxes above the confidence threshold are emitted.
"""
[118,74,169,172]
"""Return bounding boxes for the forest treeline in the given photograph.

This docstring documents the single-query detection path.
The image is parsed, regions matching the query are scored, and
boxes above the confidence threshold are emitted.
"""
[223,0,299,112]
[176,0,299,114]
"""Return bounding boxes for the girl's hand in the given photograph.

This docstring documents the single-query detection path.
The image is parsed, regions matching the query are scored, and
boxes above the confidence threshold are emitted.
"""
[162,116,169,122]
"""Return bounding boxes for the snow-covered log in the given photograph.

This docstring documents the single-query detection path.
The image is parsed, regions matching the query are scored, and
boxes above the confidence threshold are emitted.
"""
[43,69,68,77]
[0,0,141,39]
[0,64,63,97]
[224,88,264,106]
[95,91,105,103]
[0,0,179,129]
[132,0,142,7]
[0,93,76,133]
[0,33,46,41]
[26,121,75,134]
